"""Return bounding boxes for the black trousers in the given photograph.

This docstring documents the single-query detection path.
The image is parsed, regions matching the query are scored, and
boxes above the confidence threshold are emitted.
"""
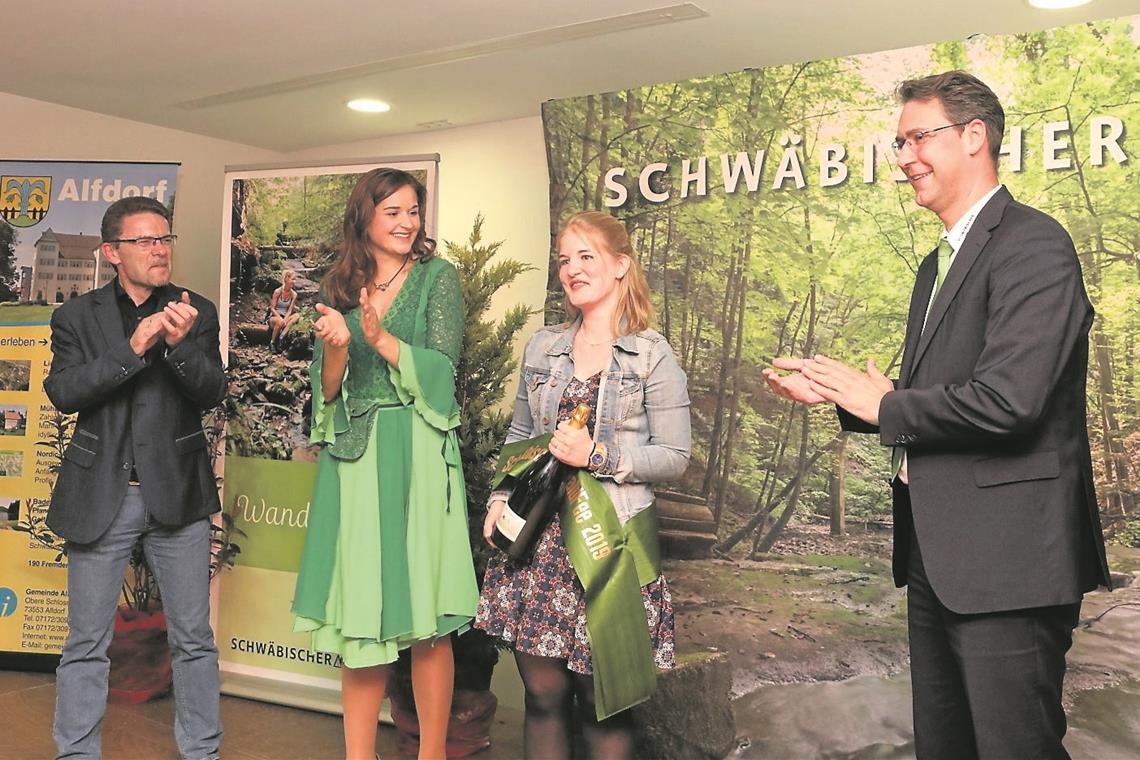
[906,521,1081,759]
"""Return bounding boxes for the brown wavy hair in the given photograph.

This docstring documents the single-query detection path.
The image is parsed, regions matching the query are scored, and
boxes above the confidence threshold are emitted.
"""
[321,168,436,311]
[557,211,653,335]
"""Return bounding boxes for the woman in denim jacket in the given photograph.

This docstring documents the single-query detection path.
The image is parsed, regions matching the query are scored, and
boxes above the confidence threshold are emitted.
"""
[476,211,691,759]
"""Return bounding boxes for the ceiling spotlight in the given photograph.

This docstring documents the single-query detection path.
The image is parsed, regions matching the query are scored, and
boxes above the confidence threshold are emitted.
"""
[1026,0,1093,9]
[347,99,391,113]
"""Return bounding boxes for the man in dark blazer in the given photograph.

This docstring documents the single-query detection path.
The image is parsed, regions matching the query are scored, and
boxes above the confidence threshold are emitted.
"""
[764,71,1110,759]
[45,196,226,759]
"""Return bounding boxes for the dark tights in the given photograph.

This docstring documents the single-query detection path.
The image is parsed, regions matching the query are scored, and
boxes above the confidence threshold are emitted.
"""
[515,651,633,760]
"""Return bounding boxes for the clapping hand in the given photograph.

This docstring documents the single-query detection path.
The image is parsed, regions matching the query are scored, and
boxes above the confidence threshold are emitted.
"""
[129,313,167,357]
[313,303,350,348]
[799,355,893,425]
[358,287,389,350]
[161,291,198,348]
[762,358,828,404]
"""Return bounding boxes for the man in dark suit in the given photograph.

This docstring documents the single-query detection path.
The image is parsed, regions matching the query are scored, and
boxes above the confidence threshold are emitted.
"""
[45,196,226,759]
[764,71,1110,758]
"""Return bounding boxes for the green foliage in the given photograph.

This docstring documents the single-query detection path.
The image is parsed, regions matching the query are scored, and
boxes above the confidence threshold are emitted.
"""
[0,221,19,301]
[549,59,903,546]
[122,541,161,611]
[210,510,246,579]
[993,21,1140,536]
[11,499,65,561]
[34,409,73,477]
[242,173,360,252]
[542,18,1140,550]
[204,406,245,579]
[449,214,536,582]
[1114,518,1140,550]
[13,410,75,560]
[930,40,969,72]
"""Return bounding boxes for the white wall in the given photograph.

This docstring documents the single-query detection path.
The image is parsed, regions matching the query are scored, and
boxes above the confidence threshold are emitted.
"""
[1,91,282,301]
[284,115,551,344]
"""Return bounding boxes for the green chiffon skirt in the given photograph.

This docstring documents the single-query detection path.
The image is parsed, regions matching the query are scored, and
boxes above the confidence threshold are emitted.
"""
[292,406,478,668]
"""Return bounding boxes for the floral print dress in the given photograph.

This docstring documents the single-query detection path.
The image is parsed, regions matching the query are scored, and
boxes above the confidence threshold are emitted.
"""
[476,371,675,674]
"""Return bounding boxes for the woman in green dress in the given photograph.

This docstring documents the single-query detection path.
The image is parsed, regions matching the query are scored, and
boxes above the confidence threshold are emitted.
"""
[291,168,478,759]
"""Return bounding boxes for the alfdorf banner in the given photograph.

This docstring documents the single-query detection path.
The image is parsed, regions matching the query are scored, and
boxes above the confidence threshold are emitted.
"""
[541,16,1137,747]
[217,157,438,711]
[0,160,179,662]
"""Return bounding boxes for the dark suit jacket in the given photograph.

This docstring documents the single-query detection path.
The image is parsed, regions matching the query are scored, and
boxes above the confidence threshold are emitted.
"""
[44,280,227,544]
[841,188,1110,614]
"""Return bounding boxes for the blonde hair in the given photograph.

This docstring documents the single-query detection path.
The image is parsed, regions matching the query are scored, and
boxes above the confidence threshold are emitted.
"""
[557,211,653,335]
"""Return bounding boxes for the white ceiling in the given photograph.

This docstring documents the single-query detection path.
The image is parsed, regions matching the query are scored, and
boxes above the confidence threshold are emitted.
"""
[6,0,1140,152]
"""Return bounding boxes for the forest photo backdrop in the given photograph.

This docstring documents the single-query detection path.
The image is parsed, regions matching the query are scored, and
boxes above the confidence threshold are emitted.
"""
[542,16,1139,697]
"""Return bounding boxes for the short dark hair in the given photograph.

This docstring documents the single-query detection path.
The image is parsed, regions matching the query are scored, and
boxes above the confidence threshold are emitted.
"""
[897,70,1005,167]
[101,196,172,242]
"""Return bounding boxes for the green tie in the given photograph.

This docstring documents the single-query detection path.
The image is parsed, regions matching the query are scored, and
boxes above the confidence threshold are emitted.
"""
[891,238,954,480]
[933,237,953,298]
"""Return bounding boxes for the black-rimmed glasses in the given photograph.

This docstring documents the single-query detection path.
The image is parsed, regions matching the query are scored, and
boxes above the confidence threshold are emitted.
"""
[891,122,973,154]
[105,234,178,250]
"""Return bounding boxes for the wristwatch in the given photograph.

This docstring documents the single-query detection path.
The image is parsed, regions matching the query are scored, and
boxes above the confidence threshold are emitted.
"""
[588,442,607,472]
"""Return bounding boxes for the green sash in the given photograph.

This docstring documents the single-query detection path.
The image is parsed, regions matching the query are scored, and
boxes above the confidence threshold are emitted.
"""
[492,437,661,719]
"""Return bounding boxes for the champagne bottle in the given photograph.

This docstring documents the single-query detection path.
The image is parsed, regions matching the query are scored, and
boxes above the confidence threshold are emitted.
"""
[493,404,592,563]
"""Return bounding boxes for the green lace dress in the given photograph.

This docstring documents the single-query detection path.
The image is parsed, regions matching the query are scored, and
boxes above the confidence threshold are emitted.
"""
[291,256,478,668]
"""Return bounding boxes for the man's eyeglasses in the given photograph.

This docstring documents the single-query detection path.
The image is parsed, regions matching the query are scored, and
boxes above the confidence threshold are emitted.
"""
[891,121,973,154]
[106,235,178,250]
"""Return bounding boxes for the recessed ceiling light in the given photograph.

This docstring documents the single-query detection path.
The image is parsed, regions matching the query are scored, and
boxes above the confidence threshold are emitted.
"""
[346,99,391,113]
[1026,0,1093,9]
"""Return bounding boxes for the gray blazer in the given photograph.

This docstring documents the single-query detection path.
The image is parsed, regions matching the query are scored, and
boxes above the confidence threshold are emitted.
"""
[44,280,226,544]
[842,187,1110,614]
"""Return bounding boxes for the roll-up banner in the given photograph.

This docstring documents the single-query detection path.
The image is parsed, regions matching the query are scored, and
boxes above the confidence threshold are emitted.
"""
[216,156,439,711]
[0,160,179,668]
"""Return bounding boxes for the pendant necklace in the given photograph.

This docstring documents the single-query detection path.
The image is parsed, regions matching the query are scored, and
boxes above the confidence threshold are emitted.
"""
[374,255,410,292]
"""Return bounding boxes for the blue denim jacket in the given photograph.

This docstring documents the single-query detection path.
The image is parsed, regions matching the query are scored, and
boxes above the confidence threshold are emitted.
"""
[502,320,692,524]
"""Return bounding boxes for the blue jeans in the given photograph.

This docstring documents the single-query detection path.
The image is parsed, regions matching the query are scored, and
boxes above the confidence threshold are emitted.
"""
[54,486,222,759]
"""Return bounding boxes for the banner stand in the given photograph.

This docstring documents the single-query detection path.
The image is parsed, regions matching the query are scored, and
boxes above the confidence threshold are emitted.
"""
[220,671,341,715]
[0,651,59,672]
[0,160,180,666]
[215,156,439,712]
